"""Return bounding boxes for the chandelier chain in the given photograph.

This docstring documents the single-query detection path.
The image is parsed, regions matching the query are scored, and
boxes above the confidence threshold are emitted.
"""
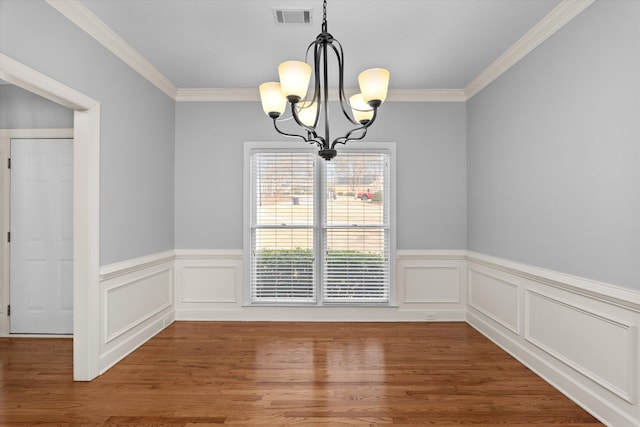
[322,0,327,32]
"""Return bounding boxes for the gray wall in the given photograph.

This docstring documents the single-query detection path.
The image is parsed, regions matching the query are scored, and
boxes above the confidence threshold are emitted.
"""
[0,0,176,265]
[175,101,467,250]
[467,0,640,289]
[3,0,636,291]
[0,84,73,129]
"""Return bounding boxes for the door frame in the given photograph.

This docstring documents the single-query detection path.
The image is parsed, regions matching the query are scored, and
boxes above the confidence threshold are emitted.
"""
[0,53,101,381]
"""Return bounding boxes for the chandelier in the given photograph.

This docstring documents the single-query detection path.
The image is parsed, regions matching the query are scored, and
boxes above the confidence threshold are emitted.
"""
[259,0,390,161]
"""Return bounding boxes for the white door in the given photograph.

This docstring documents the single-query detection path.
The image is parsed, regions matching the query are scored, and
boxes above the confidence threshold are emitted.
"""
[10,138,73,334]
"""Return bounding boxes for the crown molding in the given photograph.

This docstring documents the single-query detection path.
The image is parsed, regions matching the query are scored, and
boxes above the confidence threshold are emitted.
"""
[175,88,259,102]
[46,0,594,103]
[386,89,466,103]
[46,0,178,99]
[464,0,595,100]
[175,88,466,103]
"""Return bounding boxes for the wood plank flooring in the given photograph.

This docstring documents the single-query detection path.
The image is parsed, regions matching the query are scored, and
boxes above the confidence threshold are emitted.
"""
[0,321,603,426]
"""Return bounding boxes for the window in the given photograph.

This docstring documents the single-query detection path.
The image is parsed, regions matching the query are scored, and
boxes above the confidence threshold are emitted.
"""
[245,143,395,306]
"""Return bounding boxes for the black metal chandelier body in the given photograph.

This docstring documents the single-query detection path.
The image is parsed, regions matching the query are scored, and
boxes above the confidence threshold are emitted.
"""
[259,0,389,160]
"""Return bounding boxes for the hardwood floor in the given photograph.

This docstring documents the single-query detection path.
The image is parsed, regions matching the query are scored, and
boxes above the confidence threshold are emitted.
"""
[0,322,603,426]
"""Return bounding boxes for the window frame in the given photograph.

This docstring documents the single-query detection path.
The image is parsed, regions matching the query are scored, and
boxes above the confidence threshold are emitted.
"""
[243,141,396,307]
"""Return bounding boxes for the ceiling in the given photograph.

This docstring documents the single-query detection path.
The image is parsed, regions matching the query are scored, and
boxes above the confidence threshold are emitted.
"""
[47,0,592,100]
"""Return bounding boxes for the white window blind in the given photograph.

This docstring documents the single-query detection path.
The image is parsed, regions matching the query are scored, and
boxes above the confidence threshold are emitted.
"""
[323,153,390,303]
[250,152,316,303]
[248,147,391,305]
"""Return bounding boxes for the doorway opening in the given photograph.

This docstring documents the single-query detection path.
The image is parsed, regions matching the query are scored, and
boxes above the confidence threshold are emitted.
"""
[0,53,100,380]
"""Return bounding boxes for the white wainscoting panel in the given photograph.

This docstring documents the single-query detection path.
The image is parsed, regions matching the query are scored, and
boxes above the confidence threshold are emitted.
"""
[98,251,175,373]
[404,266,459,303]
[525,290,636,403]
[175,249,467,321]
[466,252,640,427]
[174,250,243,318]
[105,268,172,343]
[181,265,237,303]
[377,250,465,321]
[468,266,519,334]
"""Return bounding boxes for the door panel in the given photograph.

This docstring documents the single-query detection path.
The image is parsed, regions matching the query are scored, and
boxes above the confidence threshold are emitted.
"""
[10,138,73,334]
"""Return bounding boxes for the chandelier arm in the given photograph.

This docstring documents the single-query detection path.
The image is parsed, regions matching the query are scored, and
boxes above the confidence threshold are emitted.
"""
[272,117,323,149]
[331,126,367,149]
[311,41,324,128]
[304,38,317,64]
[331,39,347,105]
[328,41,362,127]
[330,106,378,149]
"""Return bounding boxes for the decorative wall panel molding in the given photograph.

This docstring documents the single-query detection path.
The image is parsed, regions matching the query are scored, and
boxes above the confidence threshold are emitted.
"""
[468,267,519,334]
[104,269,173,343]
[525,290,636,403]
[174,250,243,316]
[175,249,467,321]
[396,251,467,321]
[98,252,175,374]
[466,252,640,427]
[403,266,460,303]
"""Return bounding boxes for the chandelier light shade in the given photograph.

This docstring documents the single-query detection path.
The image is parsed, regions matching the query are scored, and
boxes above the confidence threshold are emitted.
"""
[358,68,390,106]
[259,82,286,118]
[259,0,389,160]
[349,94,374,124]
[297,101,319,127]
[278,61,313,102]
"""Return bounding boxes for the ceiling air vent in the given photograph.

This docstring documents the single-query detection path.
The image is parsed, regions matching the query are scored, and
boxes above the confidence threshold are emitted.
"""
[273,8,312,25]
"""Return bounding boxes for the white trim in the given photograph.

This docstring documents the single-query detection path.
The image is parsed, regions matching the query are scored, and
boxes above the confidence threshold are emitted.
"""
[175,88,467,103]
[176,248,467,322]
[45,0,177,100]
[0,54,98,111]
[43,0,592,103]
[397,249,466,260]
[103,268,173,344]
[0,55,101,381]
[176,88,259,102]
[99,311,173,375]
[524,289,636,403]
[468,267,520,334]
[466,251,640,313]
[464,0,596,99]
[0,128,74,139]
[99,250,175,280]
[385,89,466,103]
[174,248,243,260]
[98,252,175,373]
